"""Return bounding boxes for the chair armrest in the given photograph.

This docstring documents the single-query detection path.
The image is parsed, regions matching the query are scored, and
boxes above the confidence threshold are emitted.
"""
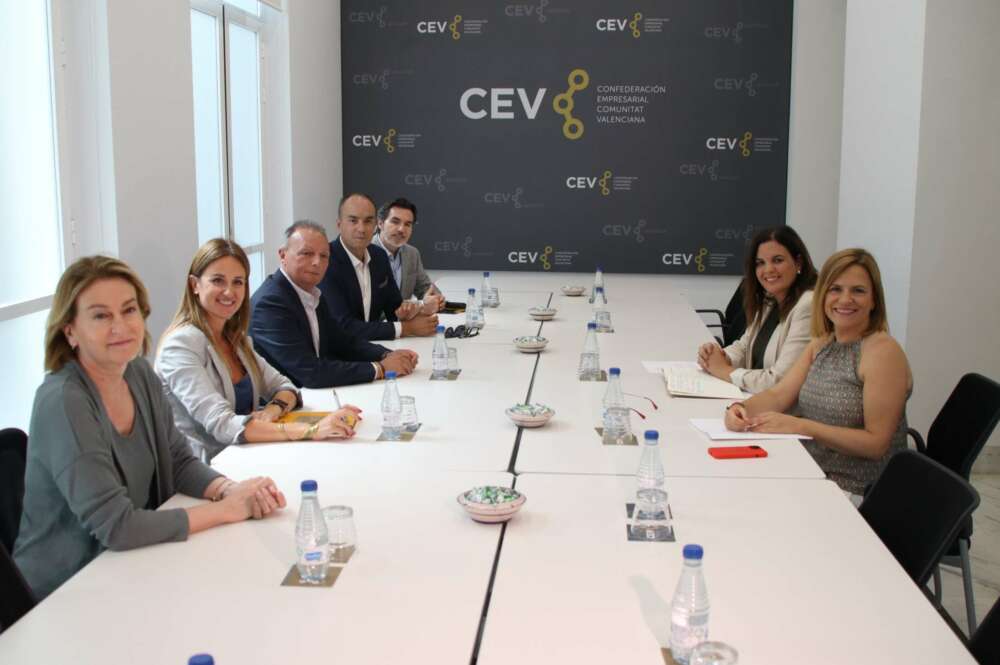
[907,427,927,453]
[695,309,725,327]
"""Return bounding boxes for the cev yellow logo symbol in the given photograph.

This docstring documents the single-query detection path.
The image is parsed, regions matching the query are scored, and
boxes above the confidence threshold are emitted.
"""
[449,15,462,40]
[541,245,554,270]
[383,128,397,153]
[552,69,590,141]
[599,170,612,196]
[739,131,753,157]
[629,12,642,38]
[695,247,709,273]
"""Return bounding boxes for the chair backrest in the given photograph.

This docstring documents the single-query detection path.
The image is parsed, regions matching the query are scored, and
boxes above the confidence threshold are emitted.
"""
[722,279,747,346]
[970,592,1000,665]
[0,540,35,634]
[0,428,28,554]
[860,450,980,587]
[925,373,1000,479]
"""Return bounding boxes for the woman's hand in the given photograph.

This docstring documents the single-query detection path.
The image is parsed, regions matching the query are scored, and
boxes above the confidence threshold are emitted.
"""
[697,342,718,367]
[313,406,363,440]
[219,477,286,521]
[746,411,804,435]
[698,344,733,380]
[724,402,751,431]
[251,404,282,423]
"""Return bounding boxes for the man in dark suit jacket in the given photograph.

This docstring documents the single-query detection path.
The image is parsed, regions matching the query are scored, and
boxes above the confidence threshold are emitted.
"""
[250,220,418,388]
[319,193,438,342]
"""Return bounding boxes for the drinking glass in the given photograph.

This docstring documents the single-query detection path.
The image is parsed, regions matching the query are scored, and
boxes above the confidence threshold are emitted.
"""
[400,395,419,432]
[690,641,738,665]
[323,505,357,564]
[448,347,459,373]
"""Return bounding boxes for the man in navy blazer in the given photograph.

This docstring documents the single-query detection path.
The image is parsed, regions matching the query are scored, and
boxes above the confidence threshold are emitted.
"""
[319,193,438,342]
[250,221,418,388]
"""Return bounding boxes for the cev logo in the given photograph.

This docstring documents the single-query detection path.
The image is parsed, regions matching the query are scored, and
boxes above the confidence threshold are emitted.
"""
[714,73,759,96]
[603,219,646,242]
[484,188,524,208]
[507,246,554,270]
[704,22,744,43]
[434,237,474,257]
[595,13,642,38]
[706,132,754,157]
[505,1,549,22]
[352,70,390,90]
[348,7,387,27]
[662,248,708,269]
[351,129,396,153]
[417,16,462,39]
[460,88,547,120]
[404,169,450,192]
[565,170,612,195]
[715,225,755,241]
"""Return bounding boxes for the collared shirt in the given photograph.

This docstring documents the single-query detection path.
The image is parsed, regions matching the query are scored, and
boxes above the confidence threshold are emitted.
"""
[342,237,402,338]
[280,267,321,356]
[374,234,404,290]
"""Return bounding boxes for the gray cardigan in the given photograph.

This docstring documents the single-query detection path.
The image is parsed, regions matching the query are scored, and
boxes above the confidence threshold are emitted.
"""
[13,358,221,600]
[155,325,299,461]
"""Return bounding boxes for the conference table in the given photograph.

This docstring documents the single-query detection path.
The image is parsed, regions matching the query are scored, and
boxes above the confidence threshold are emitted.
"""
[0,271,973,664]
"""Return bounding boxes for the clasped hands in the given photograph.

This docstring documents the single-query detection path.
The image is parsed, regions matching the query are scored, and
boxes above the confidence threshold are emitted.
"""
[697,342,734,380]
[724,403,802,434]
[396,300,439,337]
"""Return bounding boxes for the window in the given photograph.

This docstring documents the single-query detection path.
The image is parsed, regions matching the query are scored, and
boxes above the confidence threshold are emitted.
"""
[0,2,66,430]
[190,0,267,293]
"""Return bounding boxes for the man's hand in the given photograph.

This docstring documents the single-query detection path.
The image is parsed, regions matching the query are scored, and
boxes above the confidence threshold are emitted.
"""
[382,349,419,376]
[401,313,439,337]
[422,293,445,314]
[394,301,421,321]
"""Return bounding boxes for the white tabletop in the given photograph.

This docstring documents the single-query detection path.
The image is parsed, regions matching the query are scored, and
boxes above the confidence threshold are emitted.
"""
[0,444,512,665]
[477,473,975,665]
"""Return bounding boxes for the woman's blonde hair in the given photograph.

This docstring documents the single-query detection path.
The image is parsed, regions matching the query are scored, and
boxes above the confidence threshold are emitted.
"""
[164,238,262,386]
[811,248,889,338]
[45,256,152,372]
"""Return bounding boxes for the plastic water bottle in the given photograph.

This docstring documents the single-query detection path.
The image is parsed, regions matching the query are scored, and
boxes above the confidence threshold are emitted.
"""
[381,370,403,440]
[636,429,666,497]
[481,271,493,307]
[431,325,449,379]
[670,544,710,664]
[466,287,485,329]
[593,287,612,331]
[578,322,601,379]
[188,656,214,665]
[590,265,607,303]
[602,367,631,444]
[295,479,329,584]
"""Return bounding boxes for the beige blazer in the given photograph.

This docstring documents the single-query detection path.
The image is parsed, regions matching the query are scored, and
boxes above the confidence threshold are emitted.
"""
[724,290,813,394]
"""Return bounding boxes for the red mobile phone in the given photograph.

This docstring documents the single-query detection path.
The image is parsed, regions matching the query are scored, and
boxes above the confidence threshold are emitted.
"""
[708,445,768,459]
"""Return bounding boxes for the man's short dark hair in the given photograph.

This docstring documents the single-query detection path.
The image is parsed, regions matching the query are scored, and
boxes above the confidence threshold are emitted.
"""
[337,192,377,218]
[377,197,418,225]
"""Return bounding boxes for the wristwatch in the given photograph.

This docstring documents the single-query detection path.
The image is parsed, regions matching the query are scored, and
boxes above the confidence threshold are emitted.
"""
[269,397,290,413]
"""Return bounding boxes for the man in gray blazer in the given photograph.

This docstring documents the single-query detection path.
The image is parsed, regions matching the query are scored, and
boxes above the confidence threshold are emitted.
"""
[371,197,445,311]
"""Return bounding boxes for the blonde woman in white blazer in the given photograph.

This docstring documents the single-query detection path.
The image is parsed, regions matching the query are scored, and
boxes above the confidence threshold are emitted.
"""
[698,227,818,394]
[156,239,362,461]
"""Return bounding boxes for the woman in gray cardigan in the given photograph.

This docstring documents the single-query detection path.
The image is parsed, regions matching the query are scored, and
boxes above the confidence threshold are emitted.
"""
[156,239,361,461]
[14,256,286,600]
[697,226,818,393]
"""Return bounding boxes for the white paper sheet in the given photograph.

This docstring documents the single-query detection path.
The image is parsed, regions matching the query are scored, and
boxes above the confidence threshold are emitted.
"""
[664,368,746,399]
[641,360,700,374]
[689,418,812,441]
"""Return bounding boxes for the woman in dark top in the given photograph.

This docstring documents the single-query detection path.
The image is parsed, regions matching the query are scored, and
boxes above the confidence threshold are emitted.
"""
[697,226,818,393]
[13,256,286,599]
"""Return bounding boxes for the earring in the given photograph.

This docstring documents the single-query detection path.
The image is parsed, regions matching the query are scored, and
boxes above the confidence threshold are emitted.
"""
[796,268,801,274]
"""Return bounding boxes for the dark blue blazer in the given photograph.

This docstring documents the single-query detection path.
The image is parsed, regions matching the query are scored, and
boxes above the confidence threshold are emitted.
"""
[249,269,389,388]
[319,238,403,341]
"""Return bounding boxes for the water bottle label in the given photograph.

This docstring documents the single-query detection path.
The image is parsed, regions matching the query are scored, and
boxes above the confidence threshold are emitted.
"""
[304,550,324,562]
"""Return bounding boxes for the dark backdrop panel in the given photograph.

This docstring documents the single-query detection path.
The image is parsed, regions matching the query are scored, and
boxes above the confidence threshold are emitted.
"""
[342,1,793,274]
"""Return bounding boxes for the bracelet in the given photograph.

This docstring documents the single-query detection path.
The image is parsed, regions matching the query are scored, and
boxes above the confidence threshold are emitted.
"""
[212,479,235,502]
[268,397,290,414]
[301,423,320,441]
[375,361,385,380]
[278,422,291,441]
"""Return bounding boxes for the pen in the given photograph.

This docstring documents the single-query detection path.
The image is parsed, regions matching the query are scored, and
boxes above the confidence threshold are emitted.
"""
[332,389,342,410]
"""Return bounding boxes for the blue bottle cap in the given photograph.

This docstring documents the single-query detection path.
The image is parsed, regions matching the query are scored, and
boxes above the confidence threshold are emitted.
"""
[595,286,604,293]
[483,271,490,276]
[436,325,445,333]
[609,367,621,376]
[300,480,317,492]
[644,430,659,442]
[386,370,397,379]
[189,656,214,665]
[468,288,476,294]
[587,322,597,330]
[596,265,603,271]
[683,544,704,560]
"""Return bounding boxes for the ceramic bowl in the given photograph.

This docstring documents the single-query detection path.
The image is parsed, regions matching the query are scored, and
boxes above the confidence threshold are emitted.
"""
[528,307,558,321]
[561,285,586,296]
[505,402,555,427]
[457,486,527,523]
[514,335,549,353]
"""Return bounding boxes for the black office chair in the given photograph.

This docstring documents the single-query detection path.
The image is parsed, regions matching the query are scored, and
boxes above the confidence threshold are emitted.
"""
[970,592,1000,665]
[696,279,746,347]
[859,450,980,590]
[908,373,1000,633]
[0,428,28,554]
[0,539,35,634]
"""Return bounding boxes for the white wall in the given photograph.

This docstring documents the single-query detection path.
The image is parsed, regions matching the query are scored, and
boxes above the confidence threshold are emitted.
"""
[104,0,200,341]
[836,0,927,345]
[906,0,1000,459]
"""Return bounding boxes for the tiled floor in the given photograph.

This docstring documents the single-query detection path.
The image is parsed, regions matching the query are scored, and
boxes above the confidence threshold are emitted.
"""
[938,474,1000,636]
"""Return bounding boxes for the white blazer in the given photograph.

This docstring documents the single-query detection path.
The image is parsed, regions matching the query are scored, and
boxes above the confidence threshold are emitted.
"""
[155,324,299,461]
[723,290,814,394]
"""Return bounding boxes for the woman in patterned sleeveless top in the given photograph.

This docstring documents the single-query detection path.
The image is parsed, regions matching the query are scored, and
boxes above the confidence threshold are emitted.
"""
[724,248,912,505]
